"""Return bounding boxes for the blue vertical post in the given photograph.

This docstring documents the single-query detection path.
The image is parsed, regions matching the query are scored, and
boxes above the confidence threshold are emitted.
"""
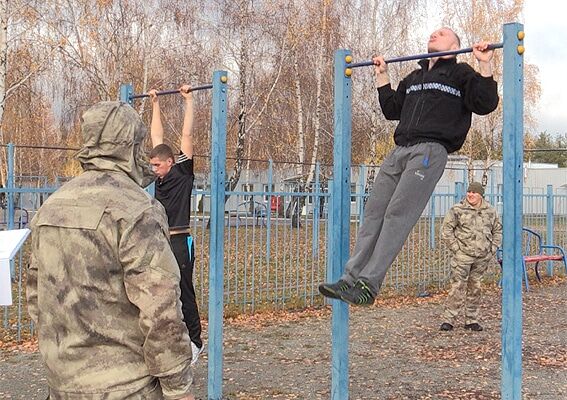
[7,143,14,231]
[119,83,134,106]
[7,143,15,278]
[312,163,321,272]
[3,143,15,328]
[429,194,436,249]
[208,70,228,400]
[144,182,156,197]
[326,178,334,285]
[546,184,554,276]
[501,22,524,400]
[490,169,496,205]
[310,163,321,302]
[331,49,352,400]
[266,159,273,293]
[357,165,365,219]
[455,181,464,203]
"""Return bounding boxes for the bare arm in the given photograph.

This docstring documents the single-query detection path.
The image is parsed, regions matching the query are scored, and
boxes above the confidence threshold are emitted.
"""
[179,85,194,158]
[472,41,494,77]
[373,55,390,88]
[149,89,164,147]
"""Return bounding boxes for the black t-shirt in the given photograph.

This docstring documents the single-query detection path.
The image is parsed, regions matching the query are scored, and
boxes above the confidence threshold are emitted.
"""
[155,153,194,232]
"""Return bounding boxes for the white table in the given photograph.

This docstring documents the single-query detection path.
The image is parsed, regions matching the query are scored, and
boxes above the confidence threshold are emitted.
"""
[0,229,31,306]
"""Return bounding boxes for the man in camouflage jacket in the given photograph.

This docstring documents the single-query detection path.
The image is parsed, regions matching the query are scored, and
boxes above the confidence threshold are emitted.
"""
[27,102,195,399]
[439,181,502,332]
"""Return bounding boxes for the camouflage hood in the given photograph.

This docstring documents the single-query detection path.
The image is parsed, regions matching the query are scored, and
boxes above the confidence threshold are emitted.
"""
[76,101,154,188]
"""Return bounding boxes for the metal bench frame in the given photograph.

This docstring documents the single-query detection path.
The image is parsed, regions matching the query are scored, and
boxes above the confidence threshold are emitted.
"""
[498,227,567,291]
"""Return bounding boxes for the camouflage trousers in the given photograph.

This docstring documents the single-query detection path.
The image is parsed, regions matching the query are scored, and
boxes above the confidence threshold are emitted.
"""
[442,251,493,325]
[47,379,165,399]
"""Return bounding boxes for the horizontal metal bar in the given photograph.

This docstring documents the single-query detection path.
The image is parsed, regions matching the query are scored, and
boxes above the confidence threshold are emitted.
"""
[0,144,79,151]
[226,190,329,197]
[348,43,504,69]
[130,84,213,100]
[0,187,58,193]
[525,148,567,152]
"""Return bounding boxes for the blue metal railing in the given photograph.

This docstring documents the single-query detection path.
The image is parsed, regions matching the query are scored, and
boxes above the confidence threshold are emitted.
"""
[2,147,567,339]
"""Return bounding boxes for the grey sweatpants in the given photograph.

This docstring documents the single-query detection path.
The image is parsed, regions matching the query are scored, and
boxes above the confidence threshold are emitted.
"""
[341,142,448,293]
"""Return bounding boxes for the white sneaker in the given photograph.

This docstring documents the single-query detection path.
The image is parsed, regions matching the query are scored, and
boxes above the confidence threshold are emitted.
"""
[190,342,204,366]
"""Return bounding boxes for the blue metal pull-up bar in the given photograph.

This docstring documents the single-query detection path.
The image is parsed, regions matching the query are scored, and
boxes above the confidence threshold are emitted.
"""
[119,78,228,106]
[130,84,214,100]
[346,42,505,69]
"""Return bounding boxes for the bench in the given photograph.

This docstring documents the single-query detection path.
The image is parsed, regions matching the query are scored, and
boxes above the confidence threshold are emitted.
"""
[498,227,567,291]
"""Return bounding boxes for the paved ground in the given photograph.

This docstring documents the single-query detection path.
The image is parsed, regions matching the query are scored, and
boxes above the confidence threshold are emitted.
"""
[1,278,566,399]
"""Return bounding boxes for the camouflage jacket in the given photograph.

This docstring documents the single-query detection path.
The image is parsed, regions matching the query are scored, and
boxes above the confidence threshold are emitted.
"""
[27,102,193,399]
[442,198,503,258]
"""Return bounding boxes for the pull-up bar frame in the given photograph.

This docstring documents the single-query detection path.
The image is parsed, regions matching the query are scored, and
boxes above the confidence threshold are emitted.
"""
[330,23,524,400]
[130,84,214,100]
[346,42,504,69]
[119,79,227,106]
[120,72,229,400]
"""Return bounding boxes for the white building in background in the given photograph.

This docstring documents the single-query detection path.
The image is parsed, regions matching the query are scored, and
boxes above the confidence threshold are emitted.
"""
[187,157,567,218]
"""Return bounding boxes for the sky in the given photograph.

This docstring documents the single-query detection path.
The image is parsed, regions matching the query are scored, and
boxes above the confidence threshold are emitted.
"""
[523,0,567,136]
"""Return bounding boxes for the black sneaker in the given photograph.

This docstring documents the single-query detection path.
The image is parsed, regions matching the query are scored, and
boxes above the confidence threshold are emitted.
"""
[439,322,454,331]
[319,280,352,299]
[339,279,376,306]
[464,323,483,331]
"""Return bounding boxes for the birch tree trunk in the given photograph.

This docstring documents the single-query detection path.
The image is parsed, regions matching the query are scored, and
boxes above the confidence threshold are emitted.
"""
[305,1,327,185]
[301,0,329,222]
[289,53,305,227]
[227,6,248,196]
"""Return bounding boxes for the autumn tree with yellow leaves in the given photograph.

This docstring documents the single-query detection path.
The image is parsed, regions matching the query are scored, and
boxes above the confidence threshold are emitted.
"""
[0,0,541,191]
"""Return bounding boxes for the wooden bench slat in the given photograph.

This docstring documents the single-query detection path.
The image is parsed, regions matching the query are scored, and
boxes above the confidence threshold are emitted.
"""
[524,255,564,263]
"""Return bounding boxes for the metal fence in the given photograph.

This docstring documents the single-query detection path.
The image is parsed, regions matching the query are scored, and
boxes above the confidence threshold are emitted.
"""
[2,152,567,340]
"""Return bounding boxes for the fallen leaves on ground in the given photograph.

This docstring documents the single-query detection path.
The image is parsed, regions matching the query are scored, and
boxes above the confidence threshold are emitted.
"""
[0,336,38,353]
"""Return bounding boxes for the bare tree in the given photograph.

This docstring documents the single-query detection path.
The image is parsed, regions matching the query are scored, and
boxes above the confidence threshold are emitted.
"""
[0,0,541,193]
[439,0,538,180]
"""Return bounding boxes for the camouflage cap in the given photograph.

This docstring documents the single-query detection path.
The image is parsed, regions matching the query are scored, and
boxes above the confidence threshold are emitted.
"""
[467,181,484,196]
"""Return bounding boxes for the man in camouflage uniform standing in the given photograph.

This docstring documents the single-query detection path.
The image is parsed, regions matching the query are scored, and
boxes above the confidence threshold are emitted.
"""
[440,181,502,332]
[27,102,195,399]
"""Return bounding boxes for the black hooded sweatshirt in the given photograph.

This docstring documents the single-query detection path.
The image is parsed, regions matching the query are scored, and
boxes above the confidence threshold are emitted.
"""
[377,57,499,154]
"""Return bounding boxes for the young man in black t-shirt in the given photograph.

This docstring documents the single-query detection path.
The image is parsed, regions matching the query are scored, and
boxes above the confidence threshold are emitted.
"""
[149,85,203,366]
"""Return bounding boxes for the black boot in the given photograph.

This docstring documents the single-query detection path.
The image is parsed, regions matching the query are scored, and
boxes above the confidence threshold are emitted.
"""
[464,323,483,331]
[439,322,454,331]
